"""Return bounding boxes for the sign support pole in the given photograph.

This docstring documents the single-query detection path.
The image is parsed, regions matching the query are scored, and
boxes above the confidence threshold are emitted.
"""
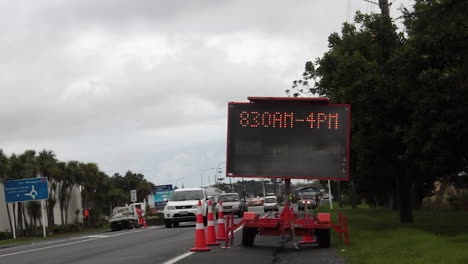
[12,203,16,239]
[328,180,333,210]
[41,199,46,238]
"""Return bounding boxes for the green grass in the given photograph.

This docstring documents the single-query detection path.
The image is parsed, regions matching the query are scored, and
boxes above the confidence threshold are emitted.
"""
[318,205,468,264]
[0,228,108,246]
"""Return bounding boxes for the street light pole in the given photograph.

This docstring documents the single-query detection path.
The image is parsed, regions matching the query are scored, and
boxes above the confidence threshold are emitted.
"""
[216,161,226,190]
[175,177,184,189]
[201,168,214,188]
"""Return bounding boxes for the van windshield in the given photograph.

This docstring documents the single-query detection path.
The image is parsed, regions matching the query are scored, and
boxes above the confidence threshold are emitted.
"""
[218,194,239,202]
[265,197,276,203]
[170,190,203,201]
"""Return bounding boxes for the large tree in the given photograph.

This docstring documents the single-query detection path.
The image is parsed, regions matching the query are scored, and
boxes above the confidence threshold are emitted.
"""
[293,0,468,222]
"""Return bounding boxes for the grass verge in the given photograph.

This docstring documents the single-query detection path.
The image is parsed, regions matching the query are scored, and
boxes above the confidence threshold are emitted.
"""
[0,228,108,247]
[317,204,468,264]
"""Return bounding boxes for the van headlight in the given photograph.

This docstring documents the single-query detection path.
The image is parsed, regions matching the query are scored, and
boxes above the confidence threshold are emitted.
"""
[165,206,175,210]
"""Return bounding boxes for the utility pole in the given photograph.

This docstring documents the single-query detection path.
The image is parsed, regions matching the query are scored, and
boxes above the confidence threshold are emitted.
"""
[363,0,390,16]
[379,0,390,16]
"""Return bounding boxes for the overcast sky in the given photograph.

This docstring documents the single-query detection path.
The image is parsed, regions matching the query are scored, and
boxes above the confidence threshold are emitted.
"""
[0,0,413,188]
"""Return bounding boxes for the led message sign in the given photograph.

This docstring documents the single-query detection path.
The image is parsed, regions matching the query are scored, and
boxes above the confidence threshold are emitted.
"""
[226,101,350,180]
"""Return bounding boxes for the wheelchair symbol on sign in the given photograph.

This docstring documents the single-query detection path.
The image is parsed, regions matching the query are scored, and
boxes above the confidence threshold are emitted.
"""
[25,186,38,200]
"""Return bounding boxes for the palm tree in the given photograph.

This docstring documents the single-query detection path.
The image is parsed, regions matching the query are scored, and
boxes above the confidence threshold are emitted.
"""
[26,201,41,234]
[60,161,83,225]
[0,149,14,236]
[137,180,155,205]
[8,150,38,235]
[36,150,58,225]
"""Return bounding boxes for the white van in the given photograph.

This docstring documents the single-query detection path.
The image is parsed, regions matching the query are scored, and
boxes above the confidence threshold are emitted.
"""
[163,188,208,228]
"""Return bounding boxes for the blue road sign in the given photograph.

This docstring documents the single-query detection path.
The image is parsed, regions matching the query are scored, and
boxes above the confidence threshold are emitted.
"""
[4,177,49,203]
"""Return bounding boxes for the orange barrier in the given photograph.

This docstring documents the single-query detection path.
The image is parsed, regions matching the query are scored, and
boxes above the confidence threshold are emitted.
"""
[190,200,211,252]
[206,200,220,246]
[330,212,350,244]
[216,201,226,241]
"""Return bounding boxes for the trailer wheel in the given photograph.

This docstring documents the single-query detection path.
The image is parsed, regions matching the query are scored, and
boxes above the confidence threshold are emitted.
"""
[164,219,173,228]
[238,210,244,218]
[111,223,120,231]
[317,228,331,248]
[242,227,257,247]
[173,221,179,227]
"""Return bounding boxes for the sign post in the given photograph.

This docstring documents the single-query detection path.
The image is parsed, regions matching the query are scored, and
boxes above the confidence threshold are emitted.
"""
[41,200,46,237]
[4,177,49,239]
[130,190,137,202]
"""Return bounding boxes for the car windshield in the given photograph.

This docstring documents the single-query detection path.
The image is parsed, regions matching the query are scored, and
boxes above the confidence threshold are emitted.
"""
[302,195,315,199]
[265,198,276,203]
[169,190,203,201]
[218,194,239,202]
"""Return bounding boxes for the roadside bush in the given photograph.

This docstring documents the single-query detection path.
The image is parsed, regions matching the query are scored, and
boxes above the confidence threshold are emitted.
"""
[46,225,64,234]
[0,231,12,240]
[447,189,468,210]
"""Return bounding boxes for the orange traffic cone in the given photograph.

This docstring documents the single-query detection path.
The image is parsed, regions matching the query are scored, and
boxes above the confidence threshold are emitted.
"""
[206,200,220,246]
[216,201,226,241]
[191,200,211,252]
[300,205,316,244]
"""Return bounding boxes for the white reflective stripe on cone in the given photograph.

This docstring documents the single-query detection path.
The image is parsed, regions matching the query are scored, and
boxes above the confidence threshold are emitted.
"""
[196,223,204,229]
[208,220,214,226]
[218,218,225,223]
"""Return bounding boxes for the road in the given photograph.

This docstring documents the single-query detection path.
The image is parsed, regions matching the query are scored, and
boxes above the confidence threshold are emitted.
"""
[0,205,345,264]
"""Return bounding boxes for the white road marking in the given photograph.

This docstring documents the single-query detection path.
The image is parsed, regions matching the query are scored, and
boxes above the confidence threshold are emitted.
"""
[162,218,249,264]
[162,252,194,264]
[0,237,103,258]
[0,227,156,258]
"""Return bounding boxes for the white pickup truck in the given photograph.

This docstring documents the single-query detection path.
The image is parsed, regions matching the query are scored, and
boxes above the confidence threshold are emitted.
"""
[109,203,143,231]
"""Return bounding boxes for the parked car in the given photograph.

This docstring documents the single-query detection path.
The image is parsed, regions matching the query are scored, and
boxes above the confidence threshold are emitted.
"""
[163,188,208,228]
[217,193,247,217]
[263,196,278,212]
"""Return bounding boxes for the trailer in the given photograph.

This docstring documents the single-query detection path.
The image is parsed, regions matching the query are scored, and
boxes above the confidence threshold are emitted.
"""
[109,203,144,231]
[225,97,351,247]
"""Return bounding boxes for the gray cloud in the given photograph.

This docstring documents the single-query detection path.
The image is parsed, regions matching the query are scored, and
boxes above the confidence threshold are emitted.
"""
[0,0,414,187]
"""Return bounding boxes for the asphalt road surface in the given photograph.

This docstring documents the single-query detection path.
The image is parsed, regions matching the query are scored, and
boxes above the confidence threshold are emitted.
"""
[0,205,345,264]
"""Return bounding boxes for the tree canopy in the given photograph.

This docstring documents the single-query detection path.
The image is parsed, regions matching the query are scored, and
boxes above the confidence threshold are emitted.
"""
[292,0,468,222]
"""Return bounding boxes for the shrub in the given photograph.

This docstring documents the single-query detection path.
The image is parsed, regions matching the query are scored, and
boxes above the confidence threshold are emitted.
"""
[0,231,12,240]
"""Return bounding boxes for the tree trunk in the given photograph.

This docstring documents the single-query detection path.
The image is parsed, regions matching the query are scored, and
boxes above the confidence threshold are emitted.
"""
[350,179,358,209]
[337,181,343,208]
[21,203,30,235]
[17,202,24,234]
[398,174,413,223]
[5,203,13,237]
[47,199,56,226]
[64,187,73,225]
[393,174,400,211]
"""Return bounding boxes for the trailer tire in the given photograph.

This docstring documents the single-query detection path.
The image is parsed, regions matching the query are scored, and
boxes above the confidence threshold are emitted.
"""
[238,210,244,218]
[173,221,179,227]
[111,223,120,231]
[317,228,331,248]
[164,219,173,228]
[242,227,257,247]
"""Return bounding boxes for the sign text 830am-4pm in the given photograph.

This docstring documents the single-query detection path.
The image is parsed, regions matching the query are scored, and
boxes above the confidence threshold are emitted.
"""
[226,102,350,180]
